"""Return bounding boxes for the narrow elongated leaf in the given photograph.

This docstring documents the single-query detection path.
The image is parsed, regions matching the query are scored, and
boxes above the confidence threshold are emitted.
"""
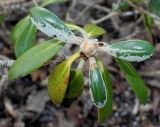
[100,40,155,62]
[115,58,148,103]
[89,57,107,108]
[149,0,160,17]
[96,59,112,123]
[10,16,29,44]
[30,7,80,44]
[0,15,4,24]
[143,14,153,33]
[11,16,37,57]
[48,52,80,104]
[8,39,64,80]
[65,22,88,38]
[84,24,106,37]
[16,20,37,57]
[65,69,84,98]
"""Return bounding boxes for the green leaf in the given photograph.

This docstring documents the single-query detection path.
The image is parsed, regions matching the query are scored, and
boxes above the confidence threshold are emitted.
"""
[30,7,78,44]
[115,58,148,104]
[129,0,144,2]
[112,2,129,11]
[0,15,4,24]
[65,69,84,98]
[96,59,112,123]
[65,22,88,38]
[16,19,37,57]
[100,40,155,62]
[42,0,68,6]
[149,0,160,17]
[84,24,106,37]
[10,16,37,57]
[143,14,153,33]
[11,16,29,44]
[48,52,80,104]
[89,57,107,108]
[8,39,64,80]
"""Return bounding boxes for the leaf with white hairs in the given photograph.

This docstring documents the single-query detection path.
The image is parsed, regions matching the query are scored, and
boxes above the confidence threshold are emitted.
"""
[30,7,81,45]
[99,40,155,62]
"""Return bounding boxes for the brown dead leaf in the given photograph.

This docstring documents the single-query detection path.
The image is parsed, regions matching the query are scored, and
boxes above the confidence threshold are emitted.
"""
[31,70,46,82]
[26,90,49,112]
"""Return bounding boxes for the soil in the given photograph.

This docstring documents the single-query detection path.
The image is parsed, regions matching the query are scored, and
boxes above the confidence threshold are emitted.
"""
[0,0,160,127]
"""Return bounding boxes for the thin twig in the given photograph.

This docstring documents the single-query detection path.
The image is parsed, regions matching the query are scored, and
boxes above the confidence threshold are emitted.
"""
[73,0,104,22]
[66,0,104,23]
[32,0,38,6]
[91,12,119,24]
[0,24,12,47]
[79,1,111,13]
[140,71,160,78]
[66,0,76,22]
[0,60,14,68]
[92,4,111,13]
[123,0,160,21]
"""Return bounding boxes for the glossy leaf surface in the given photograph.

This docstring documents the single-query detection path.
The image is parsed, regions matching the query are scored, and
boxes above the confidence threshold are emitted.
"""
[100,40,155,62]
[30,7,78,44]
[48,52,80,104]
[97,59,112,123]
[84,24,106,37]
[115,58,148,103]
[65,69,84,98]
[89,58,107,108]
[9,39,64,80]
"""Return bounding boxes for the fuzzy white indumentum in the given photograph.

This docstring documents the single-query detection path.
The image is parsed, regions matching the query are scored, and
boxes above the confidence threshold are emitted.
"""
[80,39,99,57]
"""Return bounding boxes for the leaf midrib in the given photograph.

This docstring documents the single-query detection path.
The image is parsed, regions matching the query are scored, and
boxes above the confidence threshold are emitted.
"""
[52,64,70,89]
[14,41,62,71]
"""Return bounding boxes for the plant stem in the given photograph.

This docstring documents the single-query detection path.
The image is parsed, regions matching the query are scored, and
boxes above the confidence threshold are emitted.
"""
[123,0,160,21]
[77,59,85,70]
[92,12,119,24]
[32,0,38,7]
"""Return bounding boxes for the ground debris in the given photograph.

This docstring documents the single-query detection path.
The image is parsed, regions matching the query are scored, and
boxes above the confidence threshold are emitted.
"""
[26,89,49,112]
[0,0,160,126]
